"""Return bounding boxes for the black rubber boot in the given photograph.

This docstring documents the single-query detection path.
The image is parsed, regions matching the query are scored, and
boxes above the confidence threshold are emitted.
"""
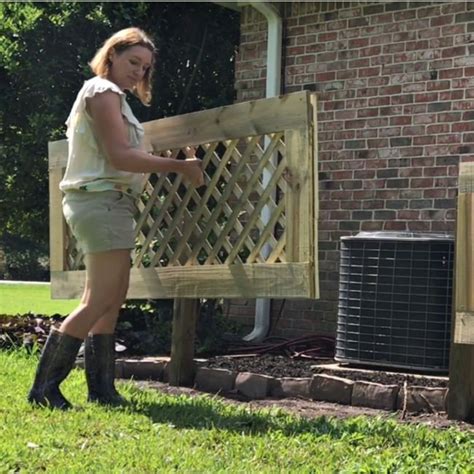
[27,328,82,410]
[84,333,126,406]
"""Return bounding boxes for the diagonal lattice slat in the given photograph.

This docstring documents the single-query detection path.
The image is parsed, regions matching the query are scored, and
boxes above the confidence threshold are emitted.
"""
[130,132,286,269]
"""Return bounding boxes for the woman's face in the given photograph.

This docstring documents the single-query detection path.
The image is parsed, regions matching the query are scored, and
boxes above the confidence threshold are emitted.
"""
[108,45,153,90]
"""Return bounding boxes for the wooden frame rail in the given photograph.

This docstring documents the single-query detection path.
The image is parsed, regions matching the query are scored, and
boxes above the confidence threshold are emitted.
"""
[448,161,474,422]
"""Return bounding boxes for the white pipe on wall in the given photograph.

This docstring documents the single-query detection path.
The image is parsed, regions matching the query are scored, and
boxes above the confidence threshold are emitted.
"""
[243,2,282,342]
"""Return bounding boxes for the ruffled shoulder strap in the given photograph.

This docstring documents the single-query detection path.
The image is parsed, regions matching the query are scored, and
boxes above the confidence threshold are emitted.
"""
[82,76,125,101]
[65,76,125,134]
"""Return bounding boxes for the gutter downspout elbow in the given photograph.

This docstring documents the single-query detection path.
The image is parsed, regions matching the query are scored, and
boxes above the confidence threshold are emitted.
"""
[242,2,282,343]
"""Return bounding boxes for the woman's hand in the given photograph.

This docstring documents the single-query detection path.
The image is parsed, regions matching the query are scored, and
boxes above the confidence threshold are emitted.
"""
[182,158,204,187]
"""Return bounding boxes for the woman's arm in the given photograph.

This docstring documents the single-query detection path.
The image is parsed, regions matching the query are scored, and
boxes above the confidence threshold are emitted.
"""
[87,91,204,186]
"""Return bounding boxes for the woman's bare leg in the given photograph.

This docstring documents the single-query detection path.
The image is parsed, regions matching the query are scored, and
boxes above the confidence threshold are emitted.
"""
[58,249,131,339]
[88,262,130,334]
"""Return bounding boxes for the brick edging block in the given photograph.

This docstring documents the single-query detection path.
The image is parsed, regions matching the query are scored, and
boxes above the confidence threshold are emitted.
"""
[352,381,399,411]
[310,374,354,405]
[396,385,448,413]
[195,367,237,393]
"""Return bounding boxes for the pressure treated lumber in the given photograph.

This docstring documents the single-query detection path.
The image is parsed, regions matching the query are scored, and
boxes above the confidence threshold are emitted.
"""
[448,161,474,422]
[168,299,200,386]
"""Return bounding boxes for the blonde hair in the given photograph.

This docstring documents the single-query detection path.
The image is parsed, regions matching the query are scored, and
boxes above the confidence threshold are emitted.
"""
[89,27,156,106]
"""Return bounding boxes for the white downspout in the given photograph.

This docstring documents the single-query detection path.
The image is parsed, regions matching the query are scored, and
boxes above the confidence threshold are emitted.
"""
[242,2,282,342]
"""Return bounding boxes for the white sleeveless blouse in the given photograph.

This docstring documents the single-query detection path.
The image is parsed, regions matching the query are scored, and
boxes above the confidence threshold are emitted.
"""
[60,76,145,196]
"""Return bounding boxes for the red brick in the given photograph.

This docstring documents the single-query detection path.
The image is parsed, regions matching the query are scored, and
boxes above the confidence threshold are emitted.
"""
[437,134,462,144]
[318,32,338,42]
[412,178,435,188]
[440,90,464,101]
[340,201,362,209]
[438,112,463,122]
[430,14,454,27]
[384,221,407,231]
[368,96,390,107]
[423,166,449,177]
[402,125,426,135]
[440,68,464,79]
[315,71,336,82]
[287,46,306,56]
[330,190,353,200]
[415,92,439,103]
[424,189,447,199]
[400,147,424,157]
[453,100,474,110]
[398,210,420,220]
[296,34,317,45]
[406,40,430,51]
[356,129,378,139]
[362,221,384,231]
[353,190,376,200]
[442,46,467,58]
[427,124,450,134]
[354,170,376,179]
[389,116,411,126]
[400,167,422,177]
[413,114,436,124]
[371,13,394,25]
[298,14,319,26]
[408,221,431,231]
[414,136,436,146]
[350,58,371,69]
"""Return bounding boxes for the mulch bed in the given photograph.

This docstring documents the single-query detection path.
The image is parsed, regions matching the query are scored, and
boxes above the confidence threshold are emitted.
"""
[205,354,448,388]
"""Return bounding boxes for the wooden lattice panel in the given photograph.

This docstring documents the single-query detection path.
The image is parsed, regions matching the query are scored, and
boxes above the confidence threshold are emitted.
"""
[49,91,319,299]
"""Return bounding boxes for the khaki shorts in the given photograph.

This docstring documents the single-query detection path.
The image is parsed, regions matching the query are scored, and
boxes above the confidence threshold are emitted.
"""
[62,190,136,254]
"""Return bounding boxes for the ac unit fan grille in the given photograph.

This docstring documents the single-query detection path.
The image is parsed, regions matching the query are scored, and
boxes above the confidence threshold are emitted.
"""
[335,236,454,372]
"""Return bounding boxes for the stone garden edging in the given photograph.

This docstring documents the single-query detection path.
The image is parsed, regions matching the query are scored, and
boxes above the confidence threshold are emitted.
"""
[77,356,449,414]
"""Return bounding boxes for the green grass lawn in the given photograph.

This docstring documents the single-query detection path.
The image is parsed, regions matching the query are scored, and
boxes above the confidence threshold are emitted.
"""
[1,349,473,473]
[0,282,79,316]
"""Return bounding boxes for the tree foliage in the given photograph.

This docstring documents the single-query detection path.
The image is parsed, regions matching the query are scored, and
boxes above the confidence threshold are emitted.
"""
[0,2,239,279]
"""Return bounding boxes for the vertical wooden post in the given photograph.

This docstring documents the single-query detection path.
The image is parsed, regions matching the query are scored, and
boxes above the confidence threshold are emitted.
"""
[448,162,474,422]
[48,142,67,276]
[168,298,200,386]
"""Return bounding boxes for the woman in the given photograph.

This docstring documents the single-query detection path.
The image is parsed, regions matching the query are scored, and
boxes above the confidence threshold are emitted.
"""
[28,27,204,409]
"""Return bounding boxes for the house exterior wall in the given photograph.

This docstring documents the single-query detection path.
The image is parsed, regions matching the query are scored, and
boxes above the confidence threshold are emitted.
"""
[229,1,474,338]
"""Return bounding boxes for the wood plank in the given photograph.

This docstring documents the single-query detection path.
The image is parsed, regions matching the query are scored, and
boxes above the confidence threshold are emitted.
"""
[284,128,312,265]
[448,164,474,422]
[48,160,66,272]
[168,298,200,386]
[142,91,310,151]
[311,93,320,299]
[51,263,313,299]
[454,312,474,345]
[48,140,68,170]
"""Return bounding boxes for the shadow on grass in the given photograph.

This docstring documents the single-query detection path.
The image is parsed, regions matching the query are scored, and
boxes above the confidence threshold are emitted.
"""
[123,384,399,442]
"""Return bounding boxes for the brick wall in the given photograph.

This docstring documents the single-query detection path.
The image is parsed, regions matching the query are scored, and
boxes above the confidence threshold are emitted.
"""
[230,1,474,338]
